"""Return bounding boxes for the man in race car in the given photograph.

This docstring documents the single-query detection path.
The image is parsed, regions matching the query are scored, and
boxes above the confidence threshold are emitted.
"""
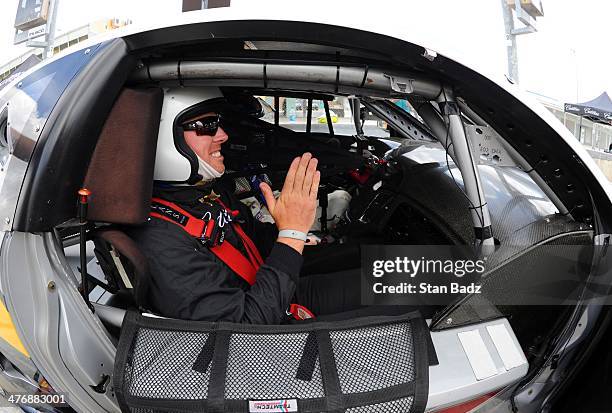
[129,87,412,323]
[126,87,323,323]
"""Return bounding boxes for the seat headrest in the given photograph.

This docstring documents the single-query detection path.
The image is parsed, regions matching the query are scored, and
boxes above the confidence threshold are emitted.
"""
[84,88,163,224]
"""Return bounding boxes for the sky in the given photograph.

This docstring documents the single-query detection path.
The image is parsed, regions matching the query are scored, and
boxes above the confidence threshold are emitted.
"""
[0,0,610,104]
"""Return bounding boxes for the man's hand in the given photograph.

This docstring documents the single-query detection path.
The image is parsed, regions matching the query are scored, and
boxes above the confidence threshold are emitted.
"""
[260,153,320,253]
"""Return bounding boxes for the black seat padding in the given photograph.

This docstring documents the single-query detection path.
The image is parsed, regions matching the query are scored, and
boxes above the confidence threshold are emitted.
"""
[93,229,151,309]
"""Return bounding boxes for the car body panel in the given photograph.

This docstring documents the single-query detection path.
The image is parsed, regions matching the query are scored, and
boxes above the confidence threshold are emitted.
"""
[0,302,28,358]
[1,231,119,412]
[427,318,527,411]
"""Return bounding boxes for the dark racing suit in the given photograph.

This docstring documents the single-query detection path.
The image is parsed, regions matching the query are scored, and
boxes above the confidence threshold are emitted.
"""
[127,180,302,324]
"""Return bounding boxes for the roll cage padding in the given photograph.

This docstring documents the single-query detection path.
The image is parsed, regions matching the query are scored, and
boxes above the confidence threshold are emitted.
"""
[83,87,163,224]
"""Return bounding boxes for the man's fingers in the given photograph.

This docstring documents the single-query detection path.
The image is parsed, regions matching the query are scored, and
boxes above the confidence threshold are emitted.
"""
[302,158,318,192]
[259,182,276,213]
[292,152,312,191]
[282,157,300,193]
[309,171,321,200]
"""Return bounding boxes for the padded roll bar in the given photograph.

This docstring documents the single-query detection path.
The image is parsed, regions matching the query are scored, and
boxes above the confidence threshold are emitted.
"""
[440,87,494,252]
[419,87,495,254]
[131,60,442,99]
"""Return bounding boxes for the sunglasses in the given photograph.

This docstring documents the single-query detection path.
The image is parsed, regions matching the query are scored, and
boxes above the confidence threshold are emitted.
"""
[181,114,221,136]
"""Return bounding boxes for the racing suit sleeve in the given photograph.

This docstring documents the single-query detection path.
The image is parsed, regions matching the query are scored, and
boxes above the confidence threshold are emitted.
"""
[131,219,302,324]
[249,220,279,258]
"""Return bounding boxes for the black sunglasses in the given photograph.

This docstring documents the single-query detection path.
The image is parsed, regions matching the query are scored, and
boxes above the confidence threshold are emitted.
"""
[181,114,221,136]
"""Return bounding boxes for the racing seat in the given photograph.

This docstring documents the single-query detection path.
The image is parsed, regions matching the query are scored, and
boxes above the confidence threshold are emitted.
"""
[83,86,163,310]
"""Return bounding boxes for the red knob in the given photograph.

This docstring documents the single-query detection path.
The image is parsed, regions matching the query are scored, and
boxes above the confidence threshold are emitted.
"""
[78,188,91,203]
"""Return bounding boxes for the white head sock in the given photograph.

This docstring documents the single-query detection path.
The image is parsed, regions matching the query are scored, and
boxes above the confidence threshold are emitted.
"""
[197,156,224,182]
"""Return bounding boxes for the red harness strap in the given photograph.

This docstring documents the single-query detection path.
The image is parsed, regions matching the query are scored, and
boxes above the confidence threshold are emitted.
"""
[216,199,264,268]
[150,197,260,286]
[289,304,315,320]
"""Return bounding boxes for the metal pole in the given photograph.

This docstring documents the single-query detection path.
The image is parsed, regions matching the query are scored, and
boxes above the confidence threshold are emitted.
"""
[323,100,334,136]
[306,98,312,134]
[501,0,519,83]
[78,188,94,312]
[437,86,495,254]
[417,103,457,160]
[44,0,60,59]
[350,97,364,136]
[274,96,279,126]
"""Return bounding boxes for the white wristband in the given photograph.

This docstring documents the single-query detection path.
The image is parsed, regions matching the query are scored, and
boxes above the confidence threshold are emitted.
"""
[278,229,308,242]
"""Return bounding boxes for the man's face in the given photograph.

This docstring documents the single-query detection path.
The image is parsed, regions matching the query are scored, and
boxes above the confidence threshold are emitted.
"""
[183,112,229,174]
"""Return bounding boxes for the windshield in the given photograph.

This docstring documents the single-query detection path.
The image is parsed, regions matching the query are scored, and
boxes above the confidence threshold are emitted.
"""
[256,95,391,137]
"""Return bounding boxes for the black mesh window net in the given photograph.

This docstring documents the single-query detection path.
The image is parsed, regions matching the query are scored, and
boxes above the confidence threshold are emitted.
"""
[114,311,429,413]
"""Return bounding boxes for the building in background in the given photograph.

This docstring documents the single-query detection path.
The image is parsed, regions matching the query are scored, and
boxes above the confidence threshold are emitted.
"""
[532,91,612,153]
[2,0,231,81]
[0,18,131,83]
[13,0,51,32]
[501,0,544,84]
[0,53,40,91]
[531,90,612,179]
